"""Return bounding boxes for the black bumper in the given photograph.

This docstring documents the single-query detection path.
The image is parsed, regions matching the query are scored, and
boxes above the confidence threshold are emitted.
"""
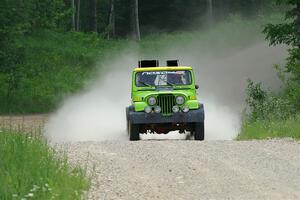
[127,106,205,125]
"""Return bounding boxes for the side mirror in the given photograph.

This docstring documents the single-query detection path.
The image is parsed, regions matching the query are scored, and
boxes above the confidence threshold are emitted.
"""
[195,84,199,89]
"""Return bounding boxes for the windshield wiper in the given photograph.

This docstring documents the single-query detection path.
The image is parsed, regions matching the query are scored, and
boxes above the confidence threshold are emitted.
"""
[166,81,175,86]
[138,81,153,87]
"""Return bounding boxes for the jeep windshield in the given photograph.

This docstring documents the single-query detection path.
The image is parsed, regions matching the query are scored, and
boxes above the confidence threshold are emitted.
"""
[136,70,192,87]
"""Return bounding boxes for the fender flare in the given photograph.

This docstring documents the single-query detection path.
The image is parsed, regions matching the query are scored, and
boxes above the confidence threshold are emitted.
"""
[126,105,134,121]
[198,102,205,121]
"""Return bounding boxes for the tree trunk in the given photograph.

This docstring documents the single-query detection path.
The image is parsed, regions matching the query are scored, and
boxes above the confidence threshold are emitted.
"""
[108,0,115,39]
[207,0,213,25]
[132,0,141,41]
[93,0,98,33]
[76,0,81,31]
[71,0,76,30]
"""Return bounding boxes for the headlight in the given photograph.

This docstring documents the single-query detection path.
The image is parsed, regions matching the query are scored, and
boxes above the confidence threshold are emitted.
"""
[172,105,179,113]
[176,96,185,105]
[154,106,161,113]
[148,97,156,106]
[182,105,189,113]
[144,106,152,113]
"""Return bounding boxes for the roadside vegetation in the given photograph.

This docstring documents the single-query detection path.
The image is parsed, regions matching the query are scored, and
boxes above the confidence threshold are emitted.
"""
[0,13,282,114]
[0,29,126,114]
[238,80,300,140]
[238,115,300,140]
[238,0,300,140]
[0,0,279,114]
[0,130,89,200]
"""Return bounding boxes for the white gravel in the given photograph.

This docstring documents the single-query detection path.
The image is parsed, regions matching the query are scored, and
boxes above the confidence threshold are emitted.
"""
[61,139,300,200]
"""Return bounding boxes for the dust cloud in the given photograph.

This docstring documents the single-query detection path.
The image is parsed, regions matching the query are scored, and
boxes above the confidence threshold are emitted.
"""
[44,40,287,142]
[44,54,135,142]
[191,43,287,140]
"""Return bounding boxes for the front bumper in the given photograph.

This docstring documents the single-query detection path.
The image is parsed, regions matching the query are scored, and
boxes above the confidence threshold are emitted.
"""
[127,106,204,125]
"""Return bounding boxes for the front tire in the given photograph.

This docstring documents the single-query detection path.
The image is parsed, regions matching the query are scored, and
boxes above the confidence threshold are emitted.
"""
[194,122,204,141]
[129,122,140,141]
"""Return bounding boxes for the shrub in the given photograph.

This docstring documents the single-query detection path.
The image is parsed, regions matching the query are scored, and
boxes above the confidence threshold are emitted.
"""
[245,79,293,122]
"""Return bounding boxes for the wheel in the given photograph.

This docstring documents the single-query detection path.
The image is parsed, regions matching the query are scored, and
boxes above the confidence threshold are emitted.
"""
[129,122,140,141]
[186,132,191,140]
[194,122,204,141]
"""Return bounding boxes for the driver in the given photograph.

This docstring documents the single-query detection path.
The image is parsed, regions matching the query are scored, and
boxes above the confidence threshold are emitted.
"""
[167,73,183,85]
[139,72,156,86]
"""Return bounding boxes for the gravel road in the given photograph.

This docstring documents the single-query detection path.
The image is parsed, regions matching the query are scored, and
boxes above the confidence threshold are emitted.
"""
[62,139,300,200]
[1,115,299,199]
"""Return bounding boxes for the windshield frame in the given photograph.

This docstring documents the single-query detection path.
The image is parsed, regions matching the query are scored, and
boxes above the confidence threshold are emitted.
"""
[135,70,193,88]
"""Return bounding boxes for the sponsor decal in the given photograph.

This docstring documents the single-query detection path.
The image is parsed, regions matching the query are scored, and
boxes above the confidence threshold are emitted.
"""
[142,71,185,75]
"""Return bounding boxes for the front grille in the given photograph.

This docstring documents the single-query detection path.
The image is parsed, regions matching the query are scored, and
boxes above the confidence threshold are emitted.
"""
[157,94,176,116]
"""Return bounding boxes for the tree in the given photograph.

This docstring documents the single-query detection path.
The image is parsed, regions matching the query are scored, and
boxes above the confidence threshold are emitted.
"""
[132,0,140,41]
[77,0,81,31]
[263,0,300,76]
[93,0,98,32]
[263,0,300,110]
[108,0,116,39]
[71,0,76,30]
[207,0,214,25]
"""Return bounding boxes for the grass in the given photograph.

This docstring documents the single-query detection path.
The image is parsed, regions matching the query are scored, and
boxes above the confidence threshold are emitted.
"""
[237,114,300,140]
[0,130,89,200]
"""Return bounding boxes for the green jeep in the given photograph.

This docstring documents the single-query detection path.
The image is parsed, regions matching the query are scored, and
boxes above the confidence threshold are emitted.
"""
[126,60,205,141]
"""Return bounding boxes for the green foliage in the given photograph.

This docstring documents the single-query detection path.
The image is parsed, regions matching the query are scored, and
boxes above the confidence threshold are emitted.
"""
[0,0,68,34]
[245,80,293,122]
[262,1,300,111]
[240,77,300,140]
[263,0,297,46]
[284,48,300,112]
[0,131,89,199]
[240,79,297,140]
[238,114,300,140]
[0,13,284,114]
[0,30,126,114]
[0,0,72,113]
[263,23,296,46]
[0,0,282,114]
[239,0,300,140]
